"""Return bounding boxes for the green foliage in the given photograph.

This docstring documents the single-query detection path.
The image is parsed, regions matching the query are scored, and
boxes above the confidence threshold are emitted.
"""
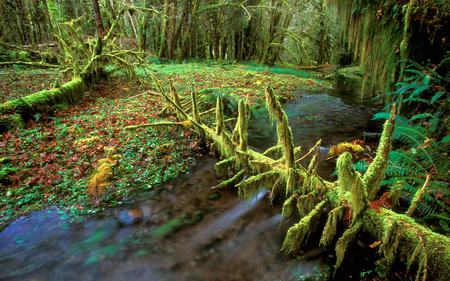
[245,64,316,79]
[366,66,450,233]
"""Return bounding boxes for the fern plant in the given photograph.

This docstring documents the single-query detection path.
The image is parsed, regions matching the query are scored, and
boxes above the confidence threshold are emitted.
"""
[360,65,450,233]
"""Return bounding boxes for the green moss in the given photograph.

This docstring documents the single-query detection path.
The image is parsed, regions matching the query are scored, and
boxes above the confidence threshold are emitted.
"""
[320,205,344,248]
[214,170,245,189]
[170,82,183,120]
[0,77,86,131]
[237,100,249,151]
[263,145,283,158]
[214,156,236,177]
[191,91,201,123]
[0,113,25,132]
[264,86,296,196]
[364,119,394,200]
[362,209,450,281]
[334,221,362,271]
[335,66,363,94]
[237,170,279,199]
[381,218,401,269]
[297,193,316,218]
[282,194,297,217]
[336,152,355,194]
[336,152,368,222]
[282,200,326,253]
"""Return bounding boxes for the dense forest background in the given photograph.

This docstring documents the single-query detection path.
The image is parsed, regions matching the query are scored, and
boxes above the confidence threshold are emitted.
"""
[1,0,449,94]
[0,0,336,65]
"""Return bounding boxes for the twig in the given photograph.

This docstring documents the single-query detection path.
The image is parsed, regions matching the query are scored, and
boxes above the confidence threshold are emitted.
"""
[406,174,431,217]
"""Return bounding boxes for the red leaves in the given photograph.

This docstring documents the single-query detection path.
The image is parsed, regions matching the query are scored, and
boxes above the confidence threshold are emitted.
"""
[24,166,60,186]
[40,152,57,163]
[369,192,393,211]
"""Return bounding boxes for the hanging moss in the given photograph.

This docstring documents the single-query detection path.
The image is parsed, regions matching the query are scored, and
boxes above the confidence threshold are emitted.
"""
[282,194,297,217]
[336,152,368,222]
[285,168,297,196]
[362,209,450,281]
[215,156,236,177]
[214,170,245,189]
[144,80,450,280]
[170,82,184,120]
[209,128,235,159]
[320,205,344,248]
[282,200,326,253]
[237,100,249,151]
[263,145,283,158]
[399,0,417,78]
[297,193,317,218]
[331,0,450,95]
[237,170,279,199]
[350,173,368,223]
[381,218,401,269]
[334,221,362,271]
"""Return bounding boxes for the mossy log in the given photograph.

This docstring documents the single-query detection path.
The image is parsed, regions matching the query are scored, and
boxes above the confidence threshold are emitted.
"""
[363,209,450,281]
[135,82,449,281]
[0,77,86,132]
[0,61,59,68]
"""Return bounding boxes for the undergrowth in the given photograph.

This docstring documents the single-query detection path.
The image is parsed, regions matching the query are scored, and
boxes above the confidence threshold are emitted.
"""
[356,64,450,234]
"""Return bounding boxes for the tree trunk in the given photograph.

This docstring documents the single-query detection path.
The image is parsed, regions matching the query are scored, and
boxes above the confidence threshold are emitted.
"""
[91,0,104,55]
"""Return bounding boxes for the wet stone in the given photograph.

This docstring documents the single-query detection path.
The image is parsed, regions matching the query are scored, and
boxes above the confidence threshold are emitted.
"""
[117,208,144,226]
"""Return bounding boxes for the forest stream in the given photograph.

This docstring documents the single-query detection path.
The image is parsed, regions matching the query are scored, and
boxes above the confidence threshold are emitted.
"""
[0,87,378,281]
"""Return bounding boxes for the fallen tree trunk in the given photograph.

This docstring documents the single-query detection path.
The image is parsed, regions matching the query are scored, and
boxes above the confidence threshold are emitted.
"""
[132,80,450,281]
[0,61,59,68]
[0,76,87,132]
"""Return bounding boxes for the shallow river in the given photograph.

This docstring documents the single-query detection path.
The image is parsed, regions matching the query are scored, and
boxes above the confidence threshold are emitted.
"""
[0,88,378,281]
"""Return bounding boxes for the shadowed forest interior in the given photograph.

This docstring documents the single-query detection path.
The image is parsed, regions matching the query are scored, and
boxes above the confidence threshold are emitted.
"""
[0,1,449,280]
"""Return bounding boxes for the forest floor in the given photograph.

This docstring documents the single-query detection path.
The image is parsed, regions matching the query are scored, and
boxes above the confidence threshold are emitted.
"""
[0,62,331,230]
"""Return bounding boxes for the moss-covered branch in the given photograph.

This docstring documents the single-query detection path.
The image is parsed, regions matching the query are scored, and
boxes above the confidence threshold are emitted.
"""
[139,82,448,281]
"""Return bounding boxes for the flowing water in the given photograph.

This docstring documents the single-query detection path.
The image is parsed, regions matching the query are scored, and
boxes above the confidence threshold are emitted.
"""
[0,87,379,281]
